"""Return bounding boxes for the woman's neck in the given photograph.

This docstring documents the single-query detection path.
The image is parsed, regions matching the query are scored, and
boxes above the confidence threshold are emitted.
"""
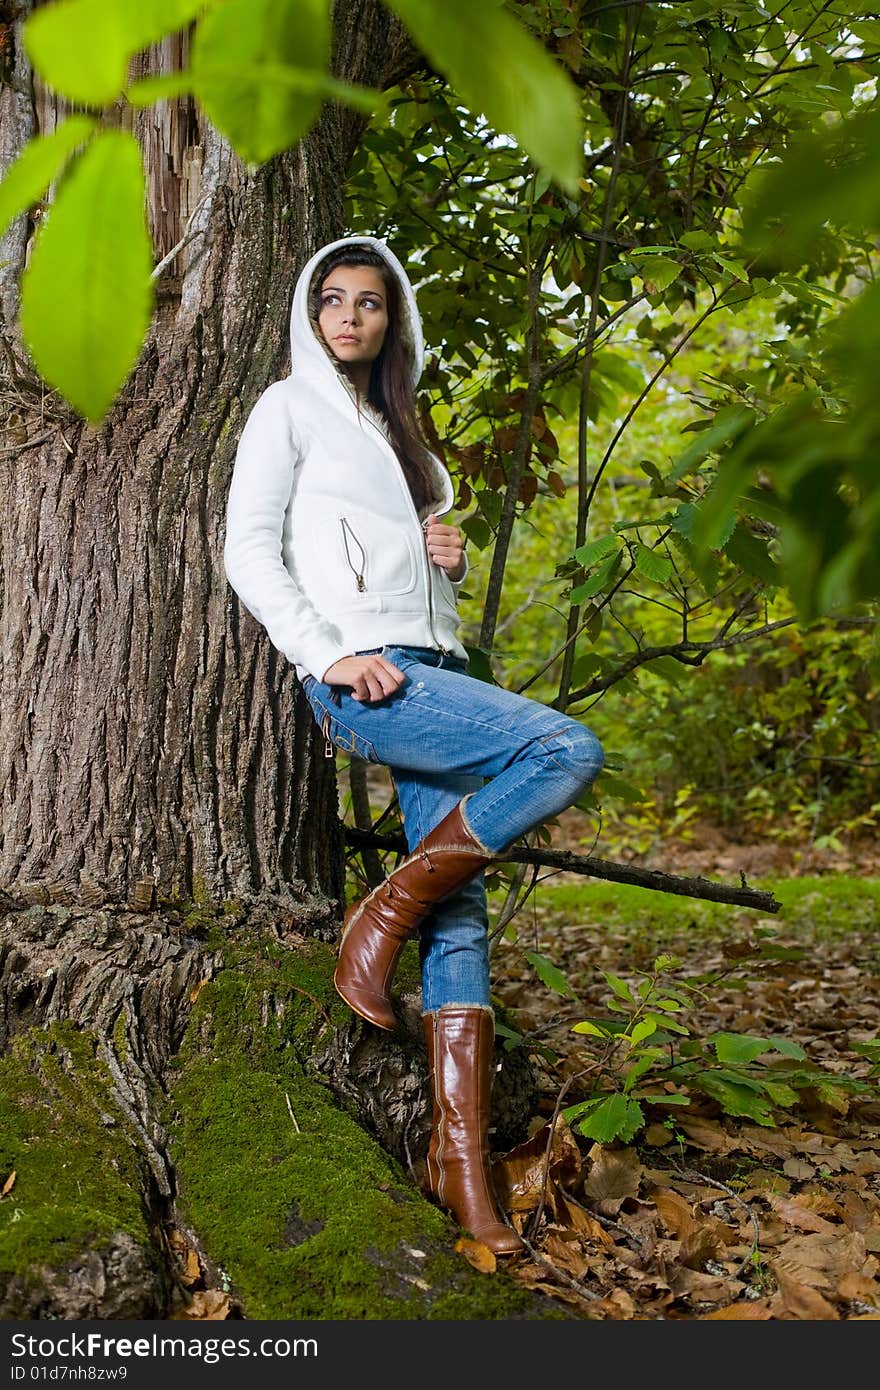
[344,362,372,398]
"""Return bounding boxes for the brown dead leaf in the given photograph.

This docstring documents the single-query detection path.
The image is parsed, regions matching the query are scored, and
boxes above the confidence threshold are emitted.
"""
[541,1228,591,1280]
[555,1193,616,1248]
[584,1145,641,1214]
[1,1171,16,1198]
[740,1126,797,1160]
[181,1247,202,1287]
[680,1222,730,1271]
[669,1266,744,1304]
[594,1288,637,1319]
[769,1195,838,1234]
[773,1230,868,1290]
[188,977,211,1005]
[837,1270,880,1306]
[650,1186,698,1240]
[644,1123,675,1147]
[676,1117,737,1153]
[701,1299,774,1319]
[772,1265,840,1320]
[455,1237,497,1274]
[783,1157,817,1180]
[494,1115,582,1215]
[170,1290,232,1320]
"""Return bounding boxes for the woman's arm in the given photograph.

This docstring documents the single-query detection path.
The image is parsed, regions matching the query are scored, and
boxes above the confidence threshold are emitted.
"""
[223,381,351,681]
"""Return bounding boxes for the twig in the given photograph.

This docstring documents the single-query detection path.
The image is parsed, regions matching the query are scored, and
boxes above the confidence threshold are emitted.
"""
[561,1186,652,1255]
[284,1092,301,1133]
[674,1163,762,1274]
[344,827,782,913]
[514,1226,602,1303]
[150,193,212,280]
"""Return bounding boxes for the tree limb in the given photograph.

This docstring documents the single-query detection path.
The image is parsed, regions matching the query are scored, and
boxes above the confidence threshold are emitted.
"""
[344,827,782,914]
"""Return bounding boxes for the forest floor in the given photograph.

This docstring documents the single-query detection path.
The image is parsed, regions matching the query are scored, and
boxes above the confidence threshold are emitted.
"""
[484,813,880,1320]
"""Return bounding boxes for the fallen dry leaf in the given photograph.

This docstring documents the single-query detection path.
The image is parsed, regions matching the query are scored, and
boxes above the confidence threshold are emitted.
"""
[181,1247,201,1287]
[701,1299,774,1319]
[1,1171,16,1198]
[771,1266,840,1320]
[455,1237,497,1274]
[170,1290,232,1320]
[650,1186,698,1240]
[584,1144,641,1214]
[494,1115,582,1215]
[769,1195,839,1234]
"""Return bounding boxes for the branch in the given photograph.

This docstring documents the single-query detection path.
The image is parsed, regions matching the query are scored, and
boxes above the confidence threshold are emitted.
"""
[343,828,782,914]
[568,616,798,703]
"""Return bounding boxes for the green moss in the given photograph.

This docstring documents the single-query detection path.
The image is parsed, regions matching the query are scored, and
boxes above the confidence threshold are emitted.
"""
[170,939,556,1319]
[0,1022,155,1280]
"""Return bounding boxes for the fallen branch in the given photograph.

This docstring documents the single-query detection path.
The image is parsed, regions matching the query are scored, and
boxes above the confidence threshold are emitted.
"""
[344,827,782,914]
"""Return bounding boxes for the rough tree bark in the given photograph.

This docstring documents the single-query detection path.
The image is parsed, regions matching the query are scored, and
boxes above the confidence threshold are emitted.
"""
[0,2,544,1321]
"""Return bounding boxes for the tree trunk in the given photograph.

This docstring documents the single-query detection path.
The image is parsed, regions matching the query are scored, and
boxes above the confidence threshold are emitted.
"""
[0,2,543,1320]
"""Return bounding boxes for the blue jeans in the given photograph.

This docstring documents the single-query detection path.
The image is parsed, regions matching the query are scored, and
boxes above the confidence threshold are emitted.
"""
[301,644,604,1012]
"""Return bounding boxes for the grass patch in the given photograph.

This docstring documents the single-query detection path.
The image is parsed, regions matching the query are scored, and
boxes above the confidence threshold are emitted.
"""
[515,875,878,941]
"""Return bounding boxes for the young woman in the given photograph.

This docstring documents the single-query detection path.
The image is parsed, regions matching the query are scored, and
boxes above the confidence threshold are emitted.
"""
[223,235,604,1256]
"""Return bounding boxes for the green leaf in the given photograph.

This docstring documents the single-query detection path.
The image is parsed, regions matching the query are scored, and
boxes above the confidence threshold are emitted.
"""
[462,645,495,685]
[569,549,622,602]
[637,255,681,292]
[24,0,205,105]
[0,118,96,239]
[764,1037,807,1061]
[20,130,154,423]
[461,515,493,549]
[602,971,634,1003]
[191,0,332,166]
[577,1093,644,1144]
[671,501,737,552]
[595,775,647,806]
[571,1019,610,1038]
[573,534,619,569]
[724,522,781,586]
[629,1018,658,1047]
[670,404,756,482]
[711,1032,773,1065]
[646,1012,689,1036]
[525,950,575,998]
[623,1049,666,1091]
[386,0,582,192]
[632,541,672,584]
[695,1073,776,1125]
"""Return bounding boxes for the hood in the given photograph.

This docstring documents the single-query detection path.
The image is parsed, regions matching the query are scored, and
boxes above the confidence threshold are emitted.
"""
[289,235,425,390]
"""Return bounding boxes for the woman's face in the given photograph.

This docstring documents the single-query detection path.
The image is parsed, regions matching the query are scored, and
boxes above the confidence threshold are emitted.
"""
[318,265,389,372]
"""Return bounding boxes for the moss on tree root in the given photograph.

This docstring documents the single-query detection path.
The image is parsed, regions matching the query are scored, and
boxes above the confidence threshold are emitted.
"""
[0,1022,166,1317]
[167,932,561,1320]
[0,924,563,1320]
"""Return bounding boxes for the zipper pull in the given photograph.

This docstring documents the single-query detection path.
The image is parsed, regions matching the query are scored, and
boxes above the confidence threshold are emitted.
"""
[321,712,335,759]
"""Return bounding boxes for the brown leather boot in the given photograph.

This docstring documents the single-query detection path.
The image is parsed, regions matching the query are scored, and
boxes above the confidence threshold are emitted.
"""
[333,798,493,1030]
[423,1005,524,1257]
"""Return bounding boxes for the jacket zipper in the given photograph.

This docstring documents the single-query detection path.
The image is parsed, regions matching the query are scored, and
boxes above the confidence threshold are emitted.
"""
[350,389,450,655]
[340,517,367,591]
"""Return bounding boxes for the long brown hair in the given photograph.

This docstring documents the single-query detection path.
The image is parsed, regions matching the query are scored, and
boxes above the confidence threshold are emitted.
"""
[309,246,439,514]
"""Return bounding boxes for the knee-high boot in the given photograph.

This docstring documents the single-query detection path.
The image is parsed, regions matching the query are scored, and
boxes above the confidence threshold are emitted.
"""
[334,798,494,1031]
[422,1005,523,1257]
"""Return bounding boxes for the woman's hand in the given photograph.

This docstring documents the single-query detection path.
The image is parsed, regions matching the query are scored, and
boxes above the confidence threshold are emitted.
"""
[424,515,466,582]
[322,653,405,702]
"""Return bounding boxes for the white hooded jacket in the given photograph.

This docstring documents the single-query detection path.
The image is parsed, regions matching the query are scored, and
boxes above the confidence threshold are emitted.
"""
[222,235,469,683]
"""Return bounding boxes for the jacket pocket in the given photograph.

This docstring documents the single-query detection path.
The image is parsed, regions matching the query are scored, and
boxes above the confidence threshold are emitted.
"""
[335,512,419,598]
